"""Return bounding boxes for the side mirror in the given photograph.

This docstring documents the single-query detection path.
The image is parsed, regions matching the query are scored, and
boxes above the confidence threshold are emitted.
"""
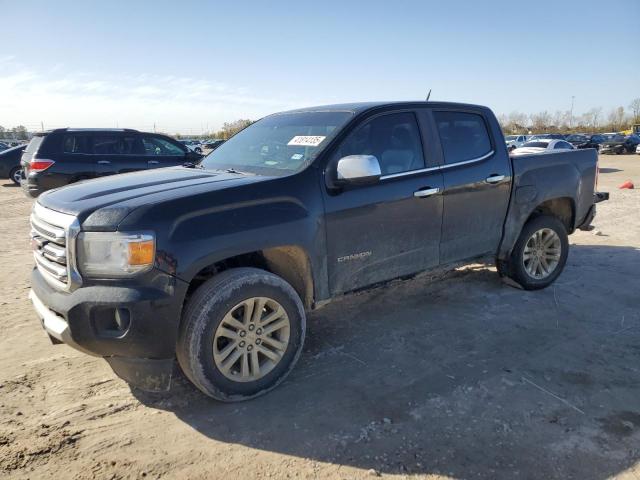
[185,150,203,161]
[335,155,381,185]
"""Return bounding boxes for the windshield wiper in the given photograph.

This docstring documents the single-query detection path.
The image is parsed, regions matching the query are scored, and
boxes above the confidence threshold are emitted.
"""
[224,168,247,174]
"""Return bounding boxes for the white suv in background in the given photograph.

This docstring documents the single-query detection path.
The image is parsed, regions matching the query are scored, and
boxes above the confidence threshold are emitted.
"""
[505,134,529,151]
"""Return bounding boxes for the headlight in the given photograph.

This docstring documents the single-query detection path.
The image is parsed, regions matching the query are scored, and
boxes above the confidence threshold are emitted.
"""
[77,232,155,277]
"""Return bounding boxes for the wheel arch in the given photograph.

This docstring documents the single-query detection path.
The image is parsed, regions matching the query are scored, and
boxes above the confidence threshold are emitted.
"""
[183,245,315,311]
[527,196,575,233]
[498,194,577,262]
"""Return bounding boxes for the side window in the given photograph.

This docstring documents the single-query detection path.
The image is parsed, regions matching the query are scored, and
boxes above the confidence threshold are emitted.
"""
[142,136,186,156]
[554,141,571,150]
[334,112,425,176]
[63,135,91,154]
[91,135,138,154]
[433,111,492,164]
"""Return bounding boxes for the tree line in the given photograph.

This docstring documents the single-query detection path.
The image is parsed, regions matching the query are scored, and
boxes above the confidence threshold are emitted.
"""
[175,119,254,140]
[499,98,640,134]
[0,125,29,140]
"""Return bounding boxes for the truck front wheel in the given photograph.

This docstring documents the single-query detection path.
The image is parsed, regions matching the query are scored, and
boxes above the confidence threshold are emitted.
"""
[177,268,306,401]
[501,215,569,290]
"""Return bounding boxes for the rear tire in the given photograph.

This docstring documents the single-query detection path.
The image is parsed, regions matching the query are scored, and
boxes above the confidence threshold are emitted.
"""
[9,167,21,185]
[500,215,569,290]
[177,268,306,401]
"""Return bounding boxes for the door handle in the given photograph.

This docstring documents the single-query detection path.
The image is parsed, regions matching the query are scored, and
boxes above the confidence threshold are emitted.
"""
[148,160,159,165]
[485,174,505,184]
[97,160,111,165]
[414,187,440,198]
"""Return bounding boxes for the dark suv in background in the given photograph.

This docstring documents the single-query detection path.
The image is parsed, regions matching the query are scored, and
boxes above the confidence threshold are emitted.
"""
[21,128,203,197]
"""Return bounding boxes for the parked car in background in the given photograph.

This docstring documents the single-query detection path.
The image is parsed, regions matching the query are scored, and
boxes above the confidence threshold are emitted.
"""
[566,134,606,150]
[0,144,26,184]
[203,139,225,150]
[528,133,567,141]
[511,139,575,155]
[21,128,203,197]
[178,139,203,154]
[600,134,640,154]
[27,101,607,400]
[504,134,529,151]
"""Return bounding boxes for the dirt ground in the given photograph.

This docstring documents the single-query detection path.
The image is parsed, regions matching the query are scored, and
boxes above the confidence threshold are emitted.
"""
[1,154,639,480]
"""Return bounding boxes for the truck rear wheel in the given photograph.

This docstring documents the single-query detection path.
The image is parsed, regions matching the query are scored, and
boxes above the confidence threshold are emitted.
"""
[177,268,306,401]
[501,215,569,290]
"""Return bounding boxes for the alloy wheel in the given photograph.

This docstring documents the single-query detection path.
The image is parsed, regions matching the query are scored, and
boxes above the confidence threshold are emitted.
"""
[522,228,561,279]
[213,297,290,382]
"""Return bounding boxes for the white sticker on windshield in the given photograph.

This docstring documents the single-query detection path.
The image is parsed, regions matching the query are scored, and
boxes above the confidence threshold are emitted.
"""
[291,153,304,160]
[287,135,326,147]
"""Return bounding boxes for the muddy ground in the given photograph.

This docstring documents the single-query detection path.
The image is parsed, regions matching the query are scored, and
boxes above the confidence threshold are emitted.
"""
[1,154,639,480]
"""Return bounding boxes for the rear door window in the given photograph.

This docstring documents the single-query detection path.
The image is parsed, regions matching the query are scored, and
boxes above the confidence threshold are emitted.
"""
[63,135,91,153]
[554,141,572,150]
[91,135,139,154]
[433,111,492,164]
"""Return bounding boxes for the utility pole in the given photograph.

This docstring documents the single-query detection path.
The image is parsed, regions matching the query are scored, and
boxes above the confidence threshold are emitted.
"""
[41,121,44,132]
[570,96,575,129]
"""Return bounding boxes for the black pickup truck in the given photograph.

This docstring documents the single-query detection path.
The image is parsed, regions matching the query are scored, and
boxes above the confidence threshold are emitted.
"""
[28,101,607,401]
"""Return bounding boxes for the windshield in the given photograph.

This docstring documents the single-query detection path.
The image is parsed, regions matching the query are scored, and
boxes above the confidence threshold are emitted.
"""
[505,135,518,141]
[521,141,550,148]
[201,111,353,175]
[566,135,587,142]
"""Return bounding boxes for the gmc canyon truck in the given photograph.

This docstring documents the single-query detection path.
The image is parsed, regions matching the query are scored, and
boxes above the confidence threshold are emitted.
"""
[28,101,607,401]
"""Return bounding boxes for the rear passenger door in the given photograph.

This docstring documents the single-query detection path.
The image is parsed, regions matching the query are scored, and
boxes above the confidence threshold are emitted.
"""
[432,110,512,263]
[60,133,96,181]
[141,135,189,168]
[90,133,147,176]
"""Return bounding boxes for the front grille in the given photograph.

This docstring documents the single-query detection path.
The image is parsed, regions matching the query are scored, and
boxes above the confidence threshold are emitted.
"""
[30,203,81,291]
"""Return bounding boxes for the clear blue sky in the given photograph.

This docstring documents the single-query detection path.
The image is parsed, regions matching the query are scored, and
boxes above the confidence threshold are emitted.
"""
[1,0,638,134]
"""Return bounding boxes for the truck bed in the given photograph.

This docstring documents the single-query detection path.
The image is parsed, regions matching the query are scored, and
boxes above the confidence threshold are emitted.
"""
[499,148,599,260]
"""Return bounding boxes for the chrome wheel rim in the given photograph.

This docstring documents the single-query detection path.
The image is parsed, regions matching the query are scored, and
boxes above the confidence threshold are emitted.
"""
[523,228,561,279]
[12,169,22,184]
[213,297,290,382]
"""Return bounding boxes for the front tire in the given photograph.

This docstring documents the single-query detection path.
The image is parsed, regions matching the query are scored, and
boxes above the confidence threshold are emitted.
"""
[177,268,306,401]
[501,215,569,290]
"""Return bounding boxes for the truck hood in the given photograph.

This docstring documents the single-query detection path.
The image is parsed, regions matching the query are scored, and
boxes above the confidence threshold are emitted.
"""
[37,166,265,227]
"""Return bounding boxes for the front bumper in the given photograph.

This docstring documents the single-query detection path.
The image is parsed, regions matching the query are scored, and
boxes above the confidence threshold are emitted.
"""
[29,267,187,391]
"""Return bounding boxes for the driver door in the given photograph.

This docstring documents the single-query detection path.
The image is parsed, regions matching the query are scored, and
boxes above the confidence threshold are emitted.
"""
[321,110,444,294]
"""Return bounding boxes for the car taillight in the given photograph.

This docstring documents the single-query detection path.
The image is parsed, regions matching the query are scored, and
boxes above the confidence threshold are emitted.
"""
[29,159,55,172]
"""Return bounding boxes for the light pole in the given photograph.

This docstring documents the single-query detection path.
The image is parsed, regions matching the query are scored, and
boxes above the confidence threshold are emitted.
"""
[570,96,575,130]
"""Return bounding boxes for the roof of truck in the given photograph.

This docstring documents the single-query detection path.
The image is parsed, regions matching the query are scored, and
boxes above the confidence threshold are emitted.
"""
[277,101,490,115]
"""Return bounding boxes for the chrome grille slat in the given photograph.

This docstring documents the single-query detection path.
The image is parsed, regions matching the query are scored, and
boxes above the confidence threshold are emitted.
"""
[34,252,68,281]
[42,243,67,263]
[30,203,81,291]
[30,215,66,245]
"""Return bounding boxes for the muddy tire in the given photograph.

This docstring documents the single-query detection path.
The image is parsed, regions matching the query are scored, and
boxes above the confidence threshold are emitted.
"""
[501,215,569,290]
[177,268,306,402]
